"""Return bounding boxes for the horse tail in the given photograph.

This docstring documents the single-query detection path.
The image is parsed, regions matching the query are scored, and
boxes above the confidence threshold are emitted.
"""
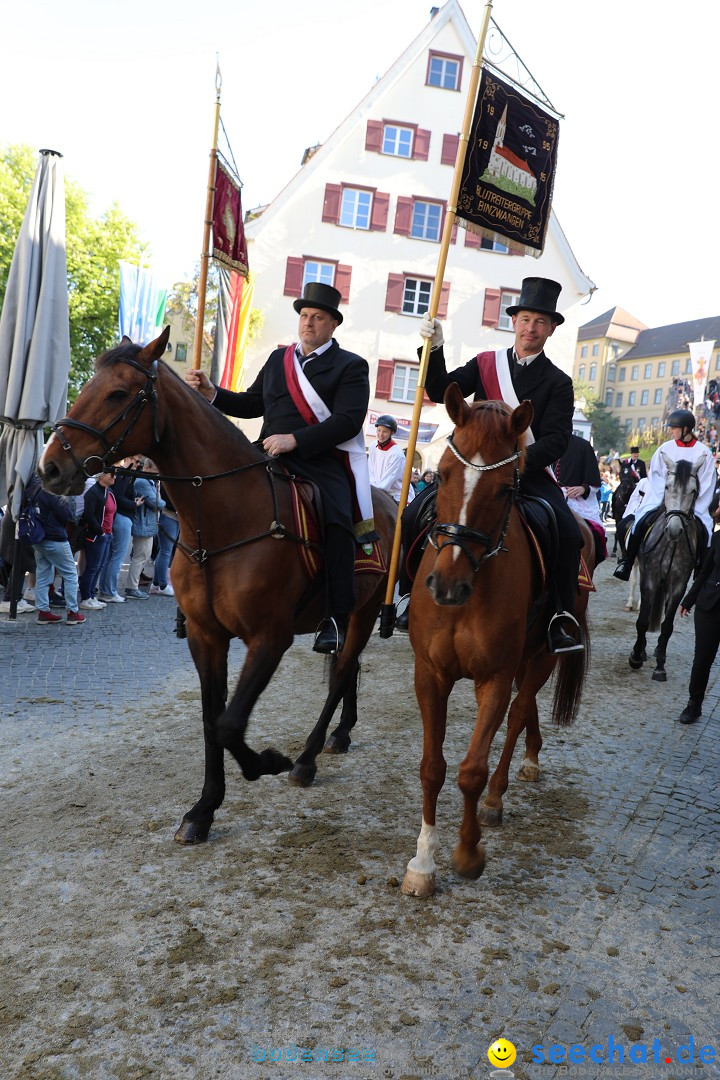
[646,582,666,633]
[551,610,590,727]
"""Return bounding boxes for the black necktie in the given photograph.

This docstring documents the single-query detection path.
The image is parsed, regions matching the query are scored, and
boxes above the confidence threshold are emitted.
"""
[300,352,317,369]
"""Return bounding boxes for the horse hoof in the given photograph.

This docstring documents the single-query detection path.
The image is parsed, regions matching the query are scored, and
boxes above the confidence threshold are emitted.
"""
[288,762,317,787]
[517,759,540,782]
[652,671,667,683]
[628,654,644,669]
[174,819,210,845]
[478,804,503,827]
[401,869,436,897]
[453,842,486,880]
[323,733,350,754]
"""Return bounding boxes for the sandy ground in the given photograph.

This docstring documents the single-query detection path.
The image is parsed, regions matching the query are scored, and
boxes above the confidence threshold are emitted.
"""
[2,549,719,1080]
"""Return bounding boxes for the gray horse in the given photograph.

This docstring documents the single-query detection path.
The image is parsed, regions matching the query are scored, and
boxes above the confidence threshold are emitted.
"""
[629,455,703,681]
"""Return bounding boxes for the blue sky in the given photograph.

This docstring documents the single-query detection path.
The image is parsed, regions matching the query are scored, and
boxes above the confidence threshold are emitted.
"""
[4,0,720,329]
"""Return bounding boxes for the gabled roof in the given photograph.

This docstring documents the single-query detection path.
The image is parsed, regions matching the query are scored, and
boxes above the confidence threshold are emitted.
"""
[578,306,648,343]
[244,0,593,294]
[619,315,720,361]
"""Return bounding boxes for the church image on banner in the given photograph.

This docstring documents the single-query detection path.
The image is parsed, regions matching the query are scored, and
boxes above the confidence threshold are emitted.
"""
[239,0,594,465]
[484,106,538,203]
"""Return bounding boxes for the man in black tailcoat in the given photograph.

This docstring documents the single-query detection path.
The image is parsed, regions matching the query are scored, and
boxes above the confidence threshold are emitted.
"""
[184,282,373,655]
[419,277,583,654]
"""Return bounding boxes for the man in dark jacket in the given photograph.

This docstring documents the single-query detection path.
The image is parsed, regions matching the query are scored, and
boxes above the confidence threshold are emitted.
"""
[184,282,373,655]
[419,277,583,654]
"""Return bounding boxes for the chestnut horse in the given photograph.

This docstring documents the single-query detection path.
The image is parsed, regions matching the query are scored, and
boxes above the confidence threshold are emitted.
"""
[402,386,592,897]
[39,329,397,844]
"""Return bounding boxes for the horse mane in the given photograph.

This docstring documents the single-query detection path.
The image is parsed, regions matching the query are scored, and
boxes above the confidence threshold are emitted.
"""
[95,341,263,461]
[672,457,692,487]
[467,399,528,462]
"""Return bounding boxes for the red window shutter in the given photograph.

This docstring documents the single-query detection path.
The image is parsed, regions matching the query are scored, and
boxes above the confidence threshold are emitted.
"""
[437,281,451,319]
[322,183,342,224]
[482,288,502,327]
[385,273,405,313]
[463,227,484,248]
[335,263,352,304]
[441,133,459,166]
[365,119,383,153]
[283,256,305,297]
[375,359,395,399]
[394,196,414,237]
[508,245,523,256]
[370,190,390,232]
[413,128,431,161]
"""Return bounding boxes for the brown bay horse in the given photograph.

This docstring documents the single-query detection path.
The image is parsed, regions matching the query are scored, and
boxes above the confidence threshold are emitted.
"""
[39,328,397,844]
[402,386,593,898]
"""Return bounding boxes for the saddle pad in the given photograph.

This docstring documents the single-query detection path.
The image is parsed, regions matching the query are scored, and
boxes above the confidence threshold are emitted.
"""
[518,513,547,591]
[578,554,596,593]
[289,480,386,580]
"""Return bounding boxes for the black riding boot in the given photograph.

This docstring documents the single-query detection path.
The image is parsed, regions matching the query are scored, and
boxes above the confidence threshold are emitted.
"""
[613,520,642,581]
[547,541,584,654]
[313,525,354,654]
[677,698,702,724]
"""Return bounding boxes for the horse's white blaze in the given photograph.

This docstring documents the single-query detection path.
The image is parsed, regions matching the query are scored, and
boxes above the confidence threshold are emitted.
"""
[407,819,440,875]
[454,451,485,561]
[39,434,57,466]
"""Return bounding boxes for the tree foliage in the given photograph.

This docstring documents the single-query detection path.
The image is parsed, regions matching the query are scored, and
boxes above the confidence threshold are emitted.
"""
[1,144,145,401]
[585,399,626,455]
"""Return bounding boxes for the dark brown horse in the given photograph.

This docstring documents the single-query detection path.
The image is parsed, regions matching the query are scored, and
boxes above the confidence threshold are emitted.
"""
[39,328,397,844]
[402,386,592,897]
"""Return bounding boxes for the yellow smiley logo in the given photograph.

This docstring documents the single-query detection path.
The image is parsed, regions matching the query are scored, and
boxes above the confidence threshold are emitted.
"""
[487,1038,517,1068]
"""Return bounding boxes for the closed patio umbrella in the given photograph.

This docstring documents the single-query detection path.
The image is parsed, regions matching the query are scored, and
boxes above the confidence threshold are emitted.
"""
[0,149,70,618]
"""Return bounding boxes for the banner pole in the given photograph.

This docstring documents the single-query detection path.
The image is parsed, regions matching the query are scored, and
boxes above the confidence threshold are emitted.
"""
[379,0,495,637]
[192,64,222,371]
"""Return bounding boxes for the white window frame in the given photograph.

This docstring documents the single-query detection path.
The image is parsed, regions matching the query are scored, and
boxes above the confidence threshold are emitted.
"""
[578,364,586,380]
[641,389,649,405]
[644,363,652,379]
[671,360,680,375]
[589,363,597,381]
[410,200,442,242]
[658,361,666,377]
[498,290,520,332]
[391,363,419,403]
[339,188,372,230]
[401,277,432,317]
[302,261,335,290]
[615,391,623,407]
[383,125,413,158]
[628,391,636,406]
[428,55,460,90]
[654,388,663,404]
[581,345,588,358]
[631,365,639,381]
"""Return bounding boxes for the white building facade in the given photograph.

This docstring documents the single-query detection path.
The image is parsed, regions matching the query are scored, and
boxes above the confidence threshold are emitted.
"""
[241,0,594,466]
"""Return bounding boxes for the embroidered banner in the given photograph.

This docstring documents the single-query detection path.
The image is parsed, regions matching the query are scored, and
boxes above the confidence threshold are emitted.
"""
[456,67,559,257]
[212,160,249,276]
[688,340,715,405]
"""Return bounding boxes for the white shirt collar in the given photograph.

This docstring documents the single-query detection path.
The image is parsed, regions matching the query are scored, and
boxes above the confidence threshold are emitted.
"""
[295,338,334,364]
[514,348,542,367]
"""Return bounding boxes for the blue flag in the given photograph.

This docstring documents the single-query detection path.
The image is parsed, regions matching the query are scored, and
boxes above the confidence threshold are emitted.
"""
[118,262,168,344]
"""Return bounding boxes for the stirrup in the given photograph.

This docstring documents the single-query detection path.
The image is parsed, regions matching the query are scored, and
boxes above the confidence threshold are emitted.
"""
[547,611,584,654]
[313,615,345,655]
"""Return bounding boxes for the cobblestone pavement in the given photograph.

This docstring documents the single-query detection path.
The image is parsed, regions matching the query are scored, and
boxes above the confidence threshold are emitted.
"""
[1,551,719,1080]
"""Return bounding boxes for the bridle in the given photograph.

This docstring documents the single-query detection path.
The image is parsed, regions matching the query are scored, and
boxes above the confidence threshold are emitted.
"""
[429,431,522,572]
[51,356,161,477]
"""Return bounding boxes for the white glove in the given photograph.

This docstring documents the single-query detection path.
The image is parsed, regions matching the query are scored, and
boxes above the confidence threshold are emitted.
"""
[419,316,444,350]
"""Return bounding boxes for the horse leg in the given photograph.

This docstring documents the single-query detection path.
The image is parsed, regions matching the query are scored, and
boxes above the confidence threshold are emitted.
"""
[479,654,553,826]
[322,663,358,755]
[402,660,452,898]
[454,676,513,881]
[289,603,375,785]
[216,637,294,780]
[175,630,230,845]
[652,601,680,683]
[629,592,649,668]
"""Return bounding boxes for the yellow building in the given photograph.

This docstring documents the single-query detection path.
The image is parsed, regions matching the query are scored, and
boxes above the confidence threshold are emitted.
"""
[574,307,720,440]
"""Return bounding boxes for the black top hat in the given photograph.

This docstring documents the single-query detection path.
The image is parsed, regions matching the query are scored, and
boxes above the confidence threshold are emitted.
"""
[629,446,640,454]
[505,277,564,325]
[293,282,343,324]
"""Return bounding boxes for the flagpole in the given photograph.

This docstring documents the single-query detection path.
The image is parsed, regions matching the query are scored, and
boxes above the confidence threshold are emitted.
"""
[379,0,494,636]
[192,63,222,371]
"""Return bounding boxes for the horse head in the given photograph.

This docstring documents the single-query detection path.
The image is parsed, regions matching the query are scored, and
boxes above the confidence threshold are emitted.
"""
[661,452,701,542]
[40,328,171,495]
[425,383,532,606]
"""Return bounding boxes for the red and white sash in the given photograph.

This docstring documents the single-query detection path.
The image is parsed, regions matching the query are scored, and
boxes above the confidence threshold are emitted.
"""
[283,345,375,538]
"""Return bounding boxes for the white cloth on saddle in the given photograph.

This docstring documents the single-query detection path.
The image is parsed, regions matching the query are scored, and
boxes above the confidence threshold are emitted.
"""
[631,438,715,538]
[565,488,602,527]
[292,352,375,529]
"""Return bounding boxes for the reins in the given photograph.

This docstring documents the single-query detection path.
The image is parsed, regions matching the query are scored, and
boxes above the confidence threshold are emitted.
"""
[429,432,521,572]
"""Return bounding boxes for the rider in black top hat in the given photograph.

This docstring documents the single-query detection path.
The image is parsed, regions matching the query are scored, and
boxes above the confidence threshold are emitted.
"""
[419,277,584,654]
